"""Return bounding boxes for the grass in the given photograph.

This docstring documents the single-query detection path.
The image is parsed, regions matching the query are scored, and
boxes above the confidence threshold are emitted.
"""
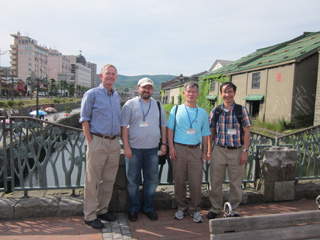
[0,97,82,110]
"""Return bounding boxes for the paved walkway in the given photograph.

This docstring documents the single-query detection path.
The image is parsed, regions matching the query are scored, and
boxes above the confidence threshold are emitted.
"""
[0,199,318,240]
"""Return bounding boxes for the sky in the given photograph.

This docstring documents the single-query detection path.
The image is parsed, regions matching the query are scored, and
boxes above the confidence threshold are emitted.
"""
[0,0,319,76]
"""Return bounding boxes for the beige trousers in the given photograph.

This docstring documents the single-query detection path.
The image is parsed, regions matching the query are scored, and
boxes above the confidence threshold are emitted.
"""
[83,135,120,221]
[172,143,203,213]
[209,145,244,215]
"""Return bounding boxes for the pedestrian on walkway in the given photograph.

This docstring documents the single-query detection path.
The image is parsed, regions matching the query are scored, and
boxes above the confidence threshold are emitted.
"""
[121,77,167,222]
[79,64,121,229]
[167,81,210,223]
[207,82,252,219]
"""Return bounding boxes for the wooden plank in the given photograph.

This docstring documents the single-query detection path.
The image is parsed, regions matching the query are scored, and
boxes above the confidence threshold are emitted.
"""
[210,223,320,240]
[210,211,320,234]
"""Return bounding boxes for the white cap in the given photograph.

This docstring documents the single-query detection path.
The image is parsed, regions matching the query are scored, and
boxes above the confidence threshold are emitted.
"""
[138,77,154,87]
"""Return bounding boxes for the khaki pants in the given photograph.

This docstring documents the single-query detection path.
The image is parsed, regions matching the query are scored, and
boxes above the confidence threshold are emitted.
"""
[172,143,203,213]
[209,145,244,215]
[83,135,120,221]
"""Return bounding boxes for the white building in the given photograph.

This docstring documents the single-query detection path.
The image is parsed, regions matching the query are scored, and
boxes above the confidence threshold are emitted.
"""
[65,53,91,88]
[87,62,97,88]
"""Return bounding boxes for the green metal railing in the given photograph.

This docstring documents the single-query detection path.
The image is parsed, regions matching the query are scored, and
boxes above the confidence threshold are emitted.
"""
[0,116,319,195]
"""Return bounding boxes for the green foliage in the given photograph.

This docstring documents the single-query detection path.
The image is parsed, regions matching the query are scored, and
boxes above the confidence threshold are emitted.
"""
[252,118,295,133]
[17,100,24,106]
[54,99,60,104]
[7,100,15,107]
[0,102,6,108]
[196,78,213,113]
[114,74,178,90]
[65,105,72,114]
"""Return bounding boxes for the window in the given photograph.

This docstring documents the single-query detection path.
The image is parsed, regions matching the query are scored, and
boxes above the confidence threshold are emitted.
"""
[211,80,216,91]
[252,72,261,89]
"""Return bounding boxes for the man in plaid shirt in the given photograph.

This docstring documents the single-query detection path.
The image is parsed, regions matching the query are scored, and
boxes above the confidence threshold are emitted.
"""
[207,82,252,219]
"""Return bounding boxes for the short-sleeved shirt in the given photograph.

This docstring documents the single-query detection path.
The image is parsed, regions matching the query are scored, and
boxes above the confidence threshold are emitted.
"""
[208,102,252,147]
[121,96,167,149]
[167,104,211,145]
[79,84,121,136]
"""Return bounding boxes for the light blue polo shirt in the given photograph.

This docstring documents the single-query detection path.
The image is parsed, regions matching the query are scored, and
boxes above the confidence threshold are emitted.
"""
[167,104,210,145]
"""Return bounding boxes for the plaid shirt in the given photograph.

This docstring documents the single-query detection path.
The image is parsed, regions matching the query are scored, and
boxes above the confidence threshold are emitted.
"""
[209,103,252,147]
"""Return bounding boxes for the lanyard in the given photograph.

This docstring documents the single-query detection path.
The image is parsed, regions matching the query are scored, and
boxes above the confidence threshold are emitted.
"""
[139,98,151,122]
[184,104,198,128]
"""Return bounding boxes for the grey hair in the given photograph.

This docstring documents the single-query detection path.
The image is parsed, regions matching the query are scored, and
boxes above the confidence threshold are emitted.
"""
[101,64,117,74]
[184,81,199,92]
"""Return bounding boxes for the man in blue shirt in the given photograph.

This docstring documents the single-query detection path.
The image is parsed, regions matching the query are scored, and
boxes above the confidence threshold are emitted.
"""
[80,64,121,229]
[167,81,211,223]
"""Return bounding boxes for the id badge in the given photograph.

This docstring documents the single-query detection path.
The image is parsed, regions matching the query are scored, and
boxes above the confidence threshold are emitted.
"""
[187,129,196,134]
[227,129,236,135]
[140,121,149,127]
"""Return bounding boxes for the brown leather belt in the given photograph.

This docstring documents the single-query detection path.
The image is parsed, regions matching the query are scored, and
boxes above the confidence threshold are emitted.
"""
[175,142,200,148]
[91,133,118,140]
[218,145,241,150]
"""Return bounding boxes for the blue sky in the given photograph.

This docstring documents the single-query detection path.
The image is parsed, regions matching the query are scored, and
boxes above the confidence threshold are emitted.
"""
[0,0,319,76]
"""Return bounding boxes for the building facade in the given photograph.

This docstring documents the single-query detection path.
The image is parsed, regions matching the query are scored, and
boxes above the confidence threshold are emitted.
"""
[10,32,48,81]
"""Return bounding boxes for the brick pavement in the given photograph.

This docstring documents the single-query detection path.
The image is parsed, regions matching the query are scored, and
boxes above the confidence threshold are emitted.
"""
[0,199,318,240]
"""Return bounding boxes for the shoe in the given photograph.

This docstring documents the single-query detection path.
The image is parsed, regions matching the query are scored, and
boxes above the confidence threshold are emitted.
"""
[207,212,218,219]
[143,211,158,220]
[128,211,138,222]
[233,214,240,217]
[191,212,203,223]
[174,210,187,220]
[84,218,104,229]
[97,212,117,222]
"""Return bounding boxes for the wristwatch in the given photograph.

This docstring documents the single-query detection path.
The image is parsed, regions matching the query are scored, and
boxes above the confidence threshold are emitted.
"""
[243,149,248,152]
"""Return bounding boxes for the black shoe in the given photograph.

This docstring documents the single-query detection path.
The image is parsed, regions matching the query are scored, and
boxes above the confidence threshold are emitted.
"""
[128,211,138,222]
[143,211,158,220]
[97,212,117,222]
[207,212,218,219]
[84,218,104,229]
[233,214,240,217]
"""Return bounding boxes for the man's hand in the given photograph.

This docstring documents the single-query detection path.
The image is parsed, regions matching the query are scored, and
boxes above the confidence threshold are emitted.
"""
[239,152,248,165]
[169,147,177,160]
[160,145,167,155]
[124,147,132,159]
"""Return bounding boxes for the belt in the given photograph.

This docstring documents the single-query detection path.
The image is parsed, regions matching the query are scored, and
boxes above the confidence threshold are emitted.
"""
[175,142,200,148]
[91,133,118,140]
[218,145,241,150]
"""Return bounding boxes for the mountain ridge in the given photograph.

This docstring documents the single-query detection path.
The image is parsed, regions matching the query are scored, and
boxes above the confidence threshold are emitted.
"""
[114,74,178,90]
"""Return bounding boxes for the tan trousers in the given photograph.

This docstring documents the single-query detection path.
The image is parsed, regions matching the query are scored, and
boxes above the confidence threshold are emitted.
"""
[172,143,203,213]
[83,135,120,221]
[209,145,244,215]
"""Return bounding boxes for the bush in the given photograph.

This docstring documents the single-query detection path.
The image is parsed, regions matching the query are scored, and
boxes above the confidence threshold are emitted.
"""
[7,100,15,107]
[65,105,72,113]
[54,99,60,104]
[17,100,24,106]
[0,102,6,108]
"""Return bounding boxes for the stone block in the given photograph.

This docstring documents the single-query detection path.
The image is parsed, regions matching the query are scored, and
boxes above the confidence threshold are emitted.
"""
[261,181,274,202]
[58,197,83,216]
[0,198,17,219]
[274,181,295,201]
[15,197,58,219]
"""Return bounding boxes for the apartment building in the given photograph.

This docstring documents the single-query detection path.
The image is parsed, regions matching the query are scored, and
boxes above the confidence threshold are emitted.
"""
[87,61,97,88]
[10,32,47,81]
[47,49,71,82]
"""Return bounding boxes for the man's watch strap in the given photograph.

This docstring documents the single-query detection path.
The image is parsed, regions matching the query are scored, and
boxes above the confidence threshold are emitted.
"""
[243,149,248,152]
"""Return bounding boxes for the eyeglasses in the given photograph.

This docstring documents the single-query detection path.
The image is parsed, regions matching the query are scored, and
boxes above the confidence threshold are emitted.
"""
[185,91,198,94]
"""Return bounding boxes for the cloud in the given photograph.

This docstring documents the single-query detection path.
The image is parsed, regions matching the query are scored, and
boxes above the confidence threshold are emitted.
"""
[0,0,319,76]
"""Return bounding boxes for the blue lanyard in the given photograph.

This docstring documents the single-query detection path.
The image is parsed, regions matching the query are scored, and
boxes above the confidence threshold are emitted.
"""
[184,104,198,128]
[139,98,151,122]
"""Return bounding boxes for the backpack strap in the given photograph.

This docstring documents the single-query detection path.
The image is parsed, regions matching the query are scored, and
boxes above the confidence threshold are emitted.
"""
[234,104,244,145]
[157,101,162,142]
[213,104,223,128]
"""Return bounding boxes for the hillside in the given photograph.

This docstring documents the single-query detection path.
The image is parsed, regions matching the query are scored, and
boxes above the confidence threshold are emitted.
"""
[114,74,177,90]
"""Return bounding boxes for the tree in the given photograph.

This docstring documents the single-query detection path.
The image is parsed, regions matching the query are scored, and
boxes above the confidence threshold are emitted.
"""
[58,80,68,97]
[68,84,75,98]
[49,78,56,98]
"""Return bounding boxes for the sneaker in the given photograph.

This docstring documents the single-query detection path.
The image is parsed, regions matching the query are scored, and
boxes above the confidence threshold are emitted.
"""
[174,210,187,220]
[191,212,203,223]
